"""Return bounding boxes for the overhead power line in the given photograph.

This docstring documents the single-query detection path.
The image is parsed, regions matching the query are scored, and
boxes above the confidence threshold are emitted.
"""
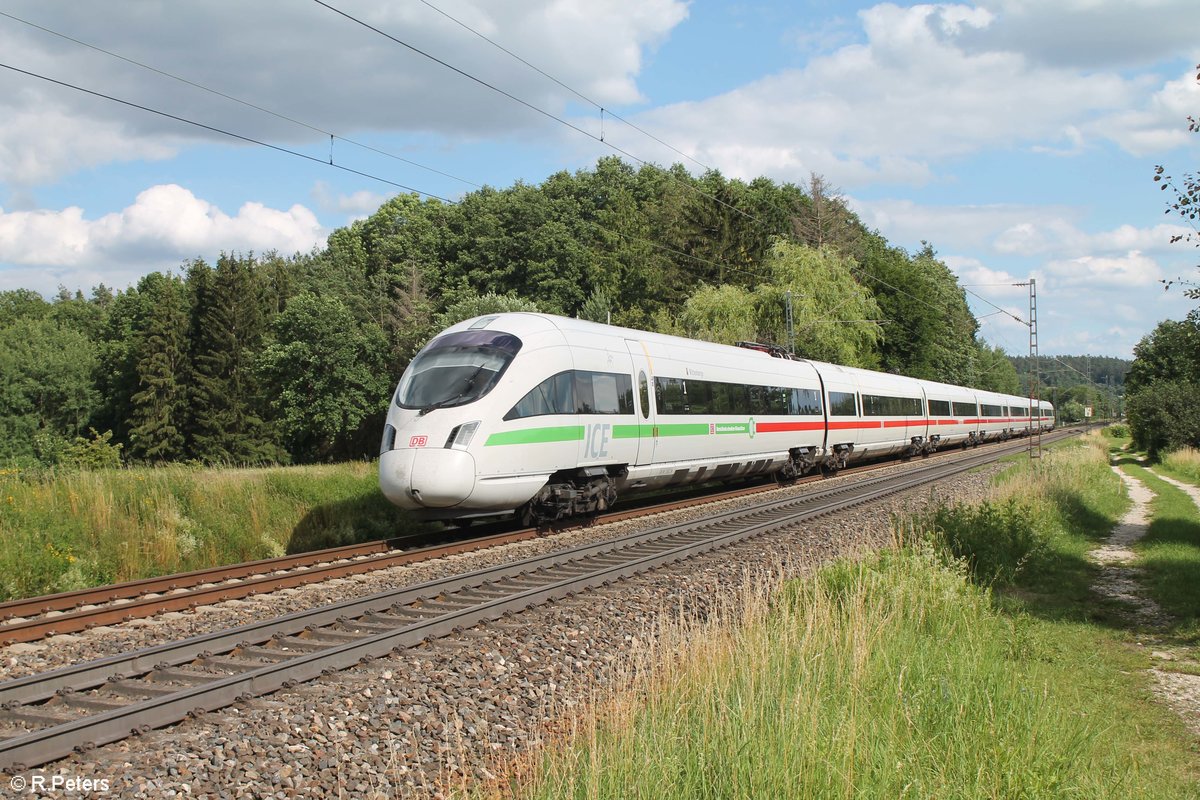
[310,0,758,224]
[415,0,715,174]
[372,0,993,328]
[0,9,482,191]
[3,6,1034,338]
[0,10,767,283]
[0,62,455,202]
[962,285,1027,326]
[1,60,765,285]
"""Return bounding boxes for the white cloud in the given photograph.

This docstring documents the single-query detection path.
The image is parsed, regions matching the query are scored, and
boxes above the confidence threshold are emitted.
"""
[0,98,182,187]
[851,198,1079,253]
[0,184,325,294]
[1042,250,1163,289]
[1096,67,1200,156]
[854,197,1192,264]
[311,182,395,216]
[941,256,1028,297]
[0,0,688,186]
[616,1,1198,187]
[966,0,1200,70]
[994,220,1191,257]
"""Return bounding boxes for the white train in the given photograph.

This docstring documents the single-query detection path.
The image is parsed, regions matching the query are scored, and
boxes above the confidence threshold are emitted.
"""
[379,313,1053,525]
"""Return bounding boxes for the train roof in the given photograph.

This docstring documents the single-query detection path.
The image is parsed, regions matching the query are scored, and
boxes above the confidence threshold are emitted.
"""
[444,313,1051,407]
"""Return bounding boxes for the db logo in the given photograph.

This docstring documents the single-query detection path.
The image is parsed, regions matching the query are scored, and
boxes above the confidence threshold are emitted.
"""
[408,435,428,448]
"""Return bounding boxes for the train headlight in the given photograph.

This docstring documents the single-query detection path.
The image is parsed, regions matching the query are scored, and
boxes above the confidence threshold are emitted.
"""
[446,421,480,451]
[380,423,397,455]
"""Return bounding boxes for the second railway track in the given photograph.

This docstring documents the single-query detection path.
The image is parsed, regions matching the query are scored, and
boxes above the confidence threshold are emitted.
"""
[0,431,1072,772]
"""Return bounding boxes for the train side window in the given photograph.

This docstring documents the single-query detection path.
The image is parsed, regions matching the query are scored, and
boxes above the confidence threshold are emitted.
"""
[766,387,788,415]
[862,394,923,416]
[686,381,710,412]
[952,401,977,417]
[747,385,765,415]
[617,375,636,415]
[792,388,822,415]
[928,399,950,417]
[505,371,574,420]
[710,382,740,415]
[638,372,650,419]
[655,377,686,414]
[574,371,633,415]
[829,391,857,416]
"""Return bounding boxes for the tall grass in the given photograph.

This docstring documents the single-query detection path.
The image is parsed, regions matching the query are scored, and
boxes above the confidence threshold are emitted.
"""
[506,434,1200,799]
[515,547,1190,799]
[0,462,423,601]
[927,434,1125,605]
[1161,447,1200,484]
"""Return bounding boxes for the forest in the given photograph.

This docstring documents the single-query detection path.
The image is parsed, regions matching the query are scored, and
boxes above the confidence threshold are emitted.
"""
[3,157,1047,467]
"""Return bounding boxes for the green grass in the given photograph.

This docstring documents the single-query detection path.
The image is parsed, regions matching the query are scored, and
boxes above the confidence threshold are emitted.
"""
[983,435,1128,619]
[1120,463,1200,638]
[0,462,425,601]
[502,432,1200,800]
[1159,447,1200,485]
[512,547,1197,799]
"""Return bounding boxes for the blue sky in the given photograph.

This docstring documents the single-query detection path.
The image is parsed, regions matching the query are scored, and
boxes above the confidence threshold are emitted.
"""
[1,0,1197,359]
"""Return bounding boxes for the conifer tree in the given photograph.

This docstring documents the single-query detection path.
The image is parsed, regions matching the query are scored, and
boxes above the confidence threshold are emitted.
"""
[189,254,280,464]
[127,273,190,462]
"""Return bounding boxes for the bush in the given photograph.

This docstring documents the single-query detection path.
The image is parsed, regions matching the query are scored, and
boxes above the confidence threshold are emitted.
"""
[1125,379,1200,457]
[928,500,1049,586]
[1104,423,1129,438]
[61,428,123,470]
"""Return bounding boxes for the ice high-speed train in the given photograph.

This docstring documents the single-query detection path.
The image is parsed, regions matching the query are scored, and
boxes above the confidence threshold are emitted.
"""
[379,313,1053,525]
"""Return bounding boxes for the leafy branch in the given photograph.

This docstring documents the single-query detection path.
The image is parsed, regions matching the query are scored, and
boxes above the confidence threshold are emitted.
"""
[1155,64,1200,297]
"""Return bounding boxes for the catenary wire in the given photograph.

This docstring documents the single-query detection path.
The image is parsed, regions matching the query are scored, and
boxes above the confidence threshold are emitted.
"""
[962,285,1028,326]
[0,9,482,190]
[5,8,1026,341]
[309,0,759,224]
[0,58,766,285]
[0,62,455,203]
[414,0,715,173]
[314,0,979,329]
[5,3,1029,337]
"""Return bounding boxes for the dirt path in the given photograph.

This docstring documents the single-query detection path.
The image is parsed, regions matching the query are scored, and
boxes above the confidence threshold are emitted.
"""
[1152,469,1200,509]
[1093,468,1167,625]
[1101,463,1200,737]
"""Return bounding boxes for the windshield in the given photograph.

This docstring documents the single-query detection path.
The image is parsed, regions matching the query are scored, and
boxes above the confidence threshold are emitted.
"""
[394,330,522,411]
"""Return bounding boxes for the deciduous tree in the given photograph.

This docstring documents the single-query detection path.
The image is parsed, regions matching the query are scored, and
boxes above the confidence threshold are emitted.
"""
[258,293,390,461]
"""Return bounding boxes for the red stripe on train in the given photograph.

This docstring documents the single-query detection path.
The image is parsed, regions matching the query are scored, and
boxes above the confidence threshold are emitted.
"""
[754,421,827,433]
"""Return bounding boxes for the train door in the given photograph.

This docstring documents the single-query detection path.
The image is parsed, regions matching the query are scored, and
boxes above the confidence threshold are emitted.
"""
[624,339,658,465]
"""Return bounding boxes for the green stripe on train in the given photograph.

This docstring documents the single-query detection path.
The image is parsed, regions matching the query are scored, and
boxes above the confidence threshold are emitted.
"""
[484,426,585,446]
[487,421,746,446]
[613,423,712,438]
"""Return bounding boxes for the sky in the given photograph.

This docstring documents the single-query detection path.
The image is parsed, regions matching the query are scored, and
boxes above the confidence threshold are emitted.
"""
[0,0,1197,359]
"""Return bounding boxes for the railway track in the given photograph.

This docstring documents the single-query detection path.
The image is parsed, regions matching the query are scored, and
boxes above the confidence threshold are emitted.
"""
[0,482,784,645]
[0,432,1048,645]
[0,430,1073,772]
